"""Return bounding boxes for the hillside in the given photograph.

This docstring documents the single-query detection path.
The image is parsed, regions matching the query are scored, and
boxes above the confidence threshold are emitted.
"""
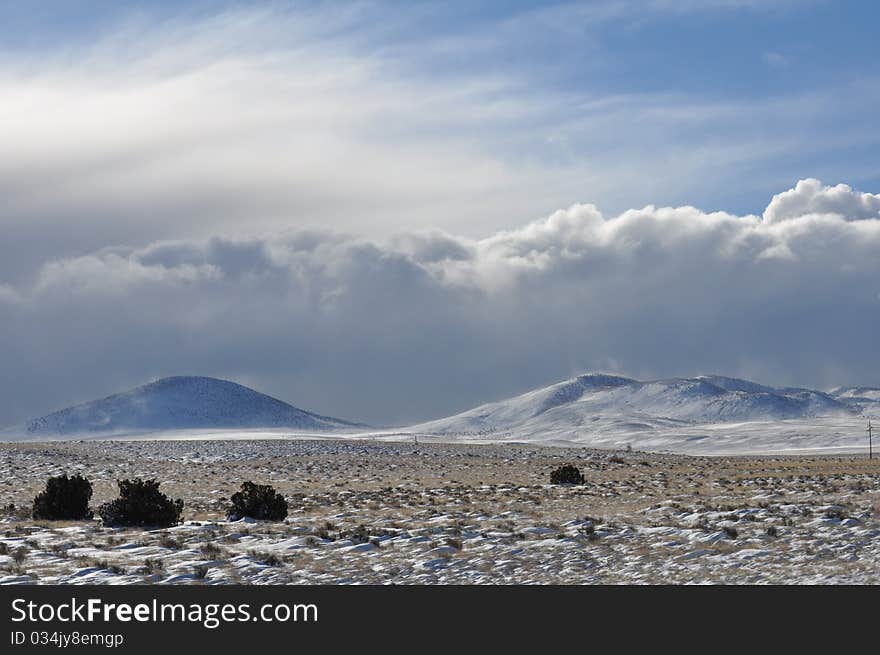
[411,373,858,438]
[21,376,363,436]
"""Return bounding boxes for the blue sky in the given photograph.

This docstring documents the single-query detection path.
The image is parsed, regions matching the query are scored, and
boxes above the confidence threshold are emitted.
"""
[1,1,879,425]
[1,1,878,222]
[3,1,877,101]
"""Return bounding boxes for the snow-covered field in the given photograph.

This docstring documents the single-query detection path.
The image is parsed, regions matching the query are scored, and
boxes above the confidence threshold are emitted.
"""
[2,374,878,585]
[404,415,874,456]
[2,415,872,457]
[1,439,879,585]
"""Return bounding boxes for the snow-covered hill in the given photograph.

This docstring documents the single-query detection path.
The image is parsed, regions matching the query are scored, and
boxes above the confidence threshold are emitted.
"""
[18,376,364,437]
[411,373,858,438]
[829,386,880,415]
[5,373,878,454]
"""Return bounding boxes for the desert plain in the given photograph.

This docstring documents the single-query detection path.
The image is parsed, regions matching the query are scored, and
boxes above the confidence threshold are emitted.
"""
[1,438,879,585]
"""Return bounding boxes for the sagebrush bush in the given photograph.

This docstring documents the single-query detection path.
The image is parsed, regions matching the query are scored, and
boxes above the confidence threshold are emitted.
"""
[226,481,287,521]
[98,478,183,528]
[550,464,585,485]
[12,546,29,564]
[247,550,283,567]
[200,542,223,559]
[32,474,93,520]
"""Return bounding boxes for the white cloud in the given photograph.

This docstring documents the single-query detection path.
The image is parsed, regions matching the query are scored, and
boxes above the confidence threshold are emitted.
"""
[1,4,877,288]
[763,178,880,223]
[2,4,879,426]
[3,179,880,427]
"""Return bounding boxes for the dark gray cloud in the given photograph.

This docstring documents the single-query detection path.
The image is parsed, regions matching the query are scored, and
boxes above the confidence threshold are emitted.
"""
[3,178,879,427]
[3,7,880,427]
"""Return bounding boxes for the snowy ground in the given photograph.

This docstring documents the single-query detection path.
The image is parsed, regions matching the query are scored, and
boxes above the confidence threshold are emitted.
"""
[2,414,873,456]
[1,439,879,584]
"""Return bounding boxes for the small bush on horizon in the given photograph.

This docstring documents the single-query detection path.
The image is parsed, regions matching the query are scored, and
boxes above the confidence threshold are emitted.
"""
[550,464,585,485]
[98,478,183,528]
[226,482,287,522]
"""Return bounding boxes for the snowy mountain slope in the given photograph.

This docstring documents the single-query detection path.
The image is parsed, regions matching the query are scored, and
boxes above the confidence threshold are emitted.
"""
[19,376,364,436]
[412,373,857,436]
[829,386,880,414]
[5,373,876,455]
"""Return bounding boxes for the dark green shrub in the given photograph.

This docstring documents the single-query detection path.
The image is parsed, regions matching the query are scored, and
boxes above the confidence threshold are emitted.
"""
[550,464,585,485]
[98,478,183,528]
[33,474,93,520]
[226,482,287,521]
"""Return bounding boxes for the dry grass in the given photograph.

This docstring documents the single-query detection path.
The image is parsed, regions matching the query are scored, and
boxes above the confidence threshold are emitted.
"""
[1,440,879,584]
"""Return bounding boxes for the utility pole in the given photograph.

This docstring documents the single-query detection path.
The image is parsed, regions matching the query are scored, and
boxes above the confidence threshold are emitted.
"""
[868,419,874,460]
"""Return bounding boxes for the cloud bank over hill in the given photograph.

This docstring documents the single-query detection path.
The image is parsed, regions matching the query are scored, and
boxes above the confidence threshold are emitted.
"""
[2,178,879,427]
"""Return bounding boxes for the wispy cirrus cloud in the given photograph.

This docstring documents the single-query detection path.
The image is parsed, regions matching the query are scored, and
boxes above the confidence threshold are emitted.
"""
[1,2,877,285]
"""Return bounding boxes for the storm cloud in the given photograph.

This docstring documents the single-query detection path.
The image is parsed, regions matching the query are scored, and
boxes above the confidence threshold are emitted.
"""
[3,5,880,426]
[3,178,879,427]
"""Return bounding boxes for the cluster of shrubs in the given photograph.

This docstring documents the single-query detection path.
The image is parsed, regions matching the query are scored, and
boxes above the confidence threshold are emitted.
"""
[26,475,289,527]
[28,463,596,526]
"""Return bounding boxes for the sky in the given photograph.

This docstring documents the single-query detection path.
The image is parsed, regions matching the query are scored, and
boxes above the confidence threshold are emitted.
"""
[1,0,880,427]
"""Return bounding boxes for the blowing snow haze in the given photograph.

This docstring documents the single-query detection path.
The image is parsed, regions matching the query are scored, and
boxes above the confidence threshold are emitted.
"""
[1,3,879,428]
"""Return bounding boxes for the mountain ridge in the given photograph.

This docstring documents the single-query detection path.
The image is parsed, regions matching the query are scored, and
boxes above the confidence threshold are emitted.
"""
[411,372,868,436]
[7,372,879,443]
